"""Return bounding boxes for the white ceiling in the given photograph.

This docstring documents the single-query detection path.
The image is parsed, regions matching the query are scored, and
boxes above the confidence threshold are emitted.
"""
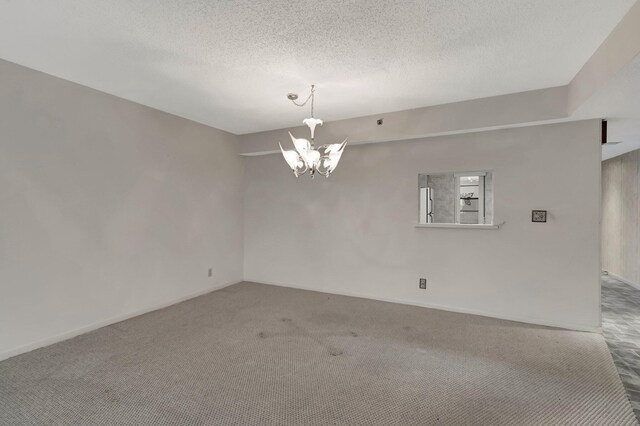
[0,0,635,134]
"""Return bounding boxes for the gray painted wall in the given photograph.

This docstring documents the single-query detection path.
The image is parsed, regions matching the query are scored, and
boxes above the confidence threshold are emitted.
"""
[244,120,602,331]
[602,150,640,285]
[0,59,245,359]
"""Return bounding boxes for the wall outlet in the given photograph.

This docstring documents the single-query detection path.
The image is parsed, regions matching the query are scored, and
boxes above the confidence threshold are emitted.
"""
[208,268,213,277]
[419,278,427,289]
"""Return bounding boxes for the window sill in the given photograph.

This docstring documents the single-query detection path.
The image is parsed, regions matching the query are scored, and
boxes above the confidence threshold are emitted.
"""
[415,223,502,230]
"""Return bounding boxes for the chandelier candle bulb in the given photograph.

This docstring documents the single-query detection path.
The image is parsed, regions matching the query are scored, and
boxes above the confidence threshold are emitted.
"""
[278,85,347,178]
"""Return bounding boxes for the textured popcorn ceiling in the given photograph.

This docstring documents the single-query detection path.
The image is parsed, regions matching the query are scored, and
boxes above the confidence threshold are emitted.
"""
[0,0,635,134]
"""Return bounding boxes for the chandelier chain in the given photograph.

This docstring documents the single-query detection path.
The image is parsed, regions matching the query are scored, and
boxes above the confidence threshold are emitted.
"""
[289,85,316,118]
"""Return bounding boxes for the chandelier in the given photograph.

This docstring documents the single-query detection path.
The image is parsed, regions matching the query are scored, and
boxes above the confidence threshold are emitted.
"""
[278,85,347,178]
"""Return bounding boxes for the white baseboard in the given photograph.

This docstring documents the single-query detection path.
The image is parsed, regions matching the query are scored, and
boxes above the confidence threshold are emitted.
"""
[246,278,601,334]
[606,272,640,290]
[0,280,239,362]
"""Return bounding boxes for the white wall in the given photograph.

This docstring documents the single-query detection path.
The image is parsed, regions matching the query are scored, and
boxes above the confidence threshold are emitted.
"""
[0,59,244,360]
[244,120,602,331]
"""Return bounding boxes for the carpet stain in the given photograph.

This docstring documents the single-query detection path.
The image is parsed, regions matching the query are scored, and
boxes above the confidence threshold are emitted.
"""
[258,317,346,357]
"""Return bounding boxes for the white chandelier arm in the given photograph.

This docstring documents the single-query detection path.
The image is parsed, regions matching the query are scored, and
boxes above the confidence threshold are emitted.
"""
[289,132,311,163]
[294,162,309,177]
[279,142,308,177]
[307,149,320,177]
[316,138,347,177]
[324,139,347,154]
[279,142,298,169]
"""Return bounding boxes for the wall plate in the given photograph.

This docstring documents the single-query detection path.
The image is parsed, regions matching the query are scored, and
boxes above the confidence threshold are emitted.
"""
[532,210,547,223]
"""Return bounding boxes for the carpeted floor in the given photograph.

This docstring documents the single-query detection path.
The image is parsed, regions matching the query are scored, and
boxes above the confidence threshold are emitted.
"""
[602,274,640,420]
[0,282,637,425]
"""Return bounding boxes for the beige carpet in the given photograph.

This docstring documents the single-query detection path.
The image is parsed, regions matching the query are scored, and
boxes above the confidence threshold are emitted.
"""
[0,282,637,425]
